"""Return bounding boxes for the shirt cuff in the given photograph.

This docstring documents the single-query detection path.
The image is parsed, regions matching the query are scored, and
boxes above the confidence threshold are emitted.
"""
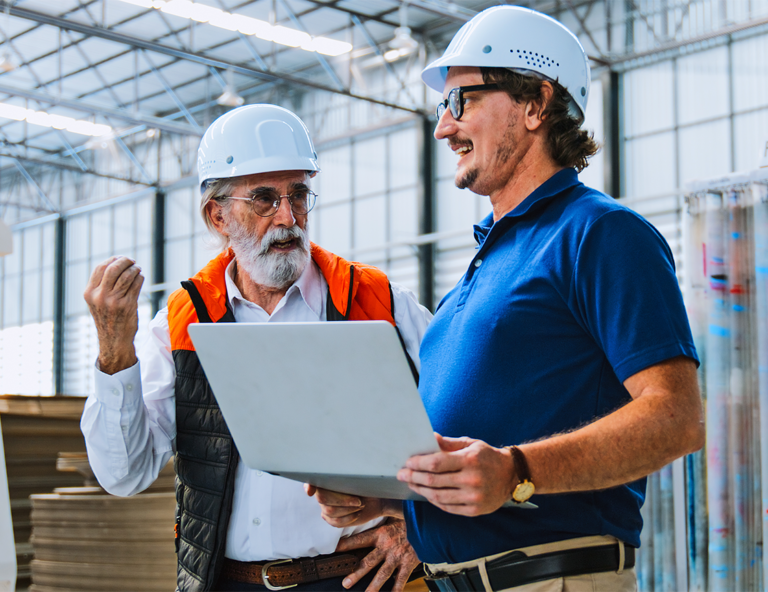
[94,360,142,410]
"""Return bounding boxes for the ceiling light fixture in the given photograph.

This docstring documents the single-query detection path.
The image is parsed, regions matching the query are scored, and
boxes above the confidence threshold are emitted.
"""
[216,69,245,108]
[0,102,111,136]
[117,0,352,56]
[389,2,418,52]
[0,51,17,73]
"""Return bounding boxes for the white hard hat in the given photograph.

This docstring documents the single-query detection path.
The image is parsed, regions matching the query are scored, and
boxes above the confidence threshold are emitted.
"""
[197,104,320,192]
[422,6,590,123]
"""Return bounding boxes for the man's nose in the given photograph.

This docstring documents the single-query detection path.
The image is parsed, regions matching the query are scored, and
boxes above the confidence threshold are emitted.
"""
[434,106,457,140]
[272,196,296,226]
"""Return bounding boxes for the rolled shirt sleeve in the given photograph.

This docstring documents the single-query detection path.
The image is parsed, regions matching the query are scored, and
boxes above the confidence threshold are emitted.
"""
[80,308,176,497]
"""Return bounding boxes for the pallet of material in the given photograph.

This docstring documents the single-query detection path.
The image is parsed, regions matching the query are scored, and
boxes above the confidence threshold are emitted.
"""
[28,491,176,592]
[1,395,88,590]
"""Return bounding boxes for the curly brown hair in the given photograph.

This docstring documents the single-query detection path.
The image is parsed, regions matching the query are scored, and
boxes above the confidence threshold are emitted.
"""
[480,67,598,172]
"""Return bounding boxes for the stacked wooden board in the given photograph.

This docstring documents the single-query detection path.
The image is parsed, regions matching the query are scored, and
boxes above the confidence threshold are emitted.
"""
[29,491,177,592]
[0,395,87,589]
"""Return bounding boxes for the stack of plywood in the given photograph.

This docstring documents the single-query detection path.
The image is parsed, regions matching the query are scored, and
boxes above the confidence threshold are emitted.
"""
[0,395,87,588]
[28,491,177,592]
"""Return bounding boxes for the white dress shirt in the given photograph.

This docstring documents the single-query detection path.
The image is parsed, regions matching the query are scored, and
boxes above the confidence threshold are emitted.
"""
[81,258,432,562]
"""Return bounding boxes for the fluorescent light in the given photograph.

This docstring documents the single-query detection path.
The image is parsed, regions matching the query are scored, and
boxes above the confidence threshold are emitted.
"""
[25,110,54,127]
[0,103,27,121]
[0,101,112,136]
[189,3,222,22]
[116,0,352,55]
[48,114,76,130]
[208,11,239,32]
[307,38,352,57]
[237,16,274,40]
[271,25,311,48]
[160,0,195,19]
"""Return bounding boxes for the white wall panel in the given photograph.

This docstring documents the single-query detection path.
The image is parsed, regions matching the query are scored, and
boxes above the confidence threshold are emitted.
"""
[625,132,677,197]
[679,119,731,185]
[732,34,768,113]
[624,62,675,137]
[677,47,729,126]
[354,138,386,198]
[734,109,768,172]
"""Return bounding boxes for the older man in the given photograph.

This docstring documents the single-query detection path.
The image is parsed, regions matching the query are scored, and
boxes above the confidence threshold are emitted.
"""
[81,104,431,592]
[312,7,704,592]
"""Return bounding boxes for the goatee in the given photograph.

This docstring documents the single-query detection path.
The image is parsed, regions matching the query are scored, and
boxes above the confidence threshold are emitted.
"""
[227,221,311,290]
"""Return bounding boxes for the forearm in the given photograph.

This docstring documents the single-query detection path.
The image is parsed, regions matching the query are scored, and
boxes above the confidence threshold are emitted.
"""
[81,314,177,497]
[523,361,704,494]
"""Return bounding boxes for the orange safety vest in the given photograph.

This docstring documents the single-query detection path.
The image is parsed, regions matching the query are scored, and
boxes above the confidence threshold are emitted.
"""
[166,242,409,591]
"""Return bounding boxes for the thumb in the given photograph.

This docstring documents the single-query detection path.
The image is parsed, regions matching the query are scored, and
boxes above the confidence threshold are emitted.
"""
[435,432,474,452]
[304,483,317,497]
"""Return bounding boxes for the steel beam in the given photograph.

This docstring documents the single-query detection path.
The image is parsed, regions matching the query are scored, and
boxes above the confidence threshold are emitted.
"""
[13,160,57,212]
[0,81,200,135]
[417,116,435,312]
[602,70,622,199]
[2,2,424,115]
[52,217,65,394]
[0,150,151,185]
[151,189,165,315]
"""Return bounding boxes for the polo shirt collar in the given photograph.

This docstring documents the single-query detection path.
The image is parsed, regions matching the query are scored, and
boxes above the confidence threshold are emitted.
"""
[473,168,580,246]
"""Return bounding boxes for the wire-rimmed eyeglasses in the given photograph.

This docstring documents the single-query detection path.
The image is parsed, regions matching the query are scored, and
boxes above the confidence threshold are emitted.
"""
[436,84,500,121]
[220,189,317,217]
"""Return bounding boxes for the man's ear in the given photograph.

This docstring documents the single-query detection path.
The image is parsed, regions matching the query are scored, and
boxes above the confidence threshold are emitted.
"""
[524,81,554,132]
[206,200,229,236]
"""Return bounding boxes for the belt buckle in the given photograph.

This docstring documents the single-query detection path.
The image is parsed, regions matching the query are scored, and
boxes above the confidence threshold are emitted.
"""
[262,558,298,591]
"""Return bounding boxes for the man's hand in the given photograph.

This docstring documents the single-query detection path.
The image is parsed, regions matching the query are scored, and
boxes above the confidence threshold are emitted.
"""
[335,518,420,592]
[83,256,144,375]
[397,433,514,517]
[305,485,403,527]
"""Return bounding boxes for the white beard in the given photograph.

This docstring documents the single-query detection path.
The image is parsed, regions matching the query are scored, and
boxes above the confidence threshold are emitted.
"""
[227,221,311,290]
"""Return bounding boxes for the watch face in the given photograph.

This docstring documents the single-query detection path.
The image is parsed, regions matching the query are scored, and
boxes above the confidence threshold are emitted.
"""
[513,481,535,503]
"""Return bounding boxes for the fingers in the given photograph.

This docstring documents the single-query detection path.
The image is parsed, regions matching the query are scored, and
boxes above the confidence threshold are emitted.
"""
[100,256,140,292]
[363,559,396,592]
[436,433,475,452]
[85,256,118,291]
[336,529,375,553]
[342,548,383,590]
[304,484,317,496]
[315,488,363,508]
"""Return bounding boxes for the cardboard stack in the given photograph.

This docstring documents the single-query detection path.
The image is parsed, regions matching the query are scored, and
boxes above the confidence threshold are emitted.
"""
[0,395,87,588]
[29,491,177,592]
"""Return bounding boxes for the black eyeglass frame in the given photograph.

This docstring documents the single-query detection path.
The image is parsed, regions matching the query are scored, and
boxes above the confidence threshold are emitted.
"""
[435,84,501,122]
[219,189,318,218]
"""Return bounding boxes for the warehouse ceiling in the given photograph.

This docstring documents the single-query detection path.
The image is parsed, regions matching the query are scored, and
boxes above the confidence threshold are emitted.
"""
[0,0,765,221]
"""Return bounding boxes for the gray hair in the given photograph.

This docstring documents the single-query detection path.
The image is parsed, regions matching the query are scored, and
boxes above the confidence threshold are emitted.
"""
[200,178,241,250]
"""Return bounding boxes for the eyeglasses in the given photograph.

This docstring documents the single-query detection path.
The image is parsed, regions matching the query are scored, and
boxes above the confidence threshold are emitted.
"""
[436,84,500,121]
[221,188,317,217]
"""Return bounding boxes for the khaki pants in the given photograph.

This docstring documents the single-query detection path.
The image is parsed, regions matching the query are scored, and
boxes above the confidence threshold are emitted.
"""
[425,536,638,592]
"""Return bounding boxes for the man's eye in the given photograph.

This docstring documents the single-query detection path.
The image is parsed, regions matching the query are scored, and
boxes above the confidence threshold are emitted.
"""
[290,191,309,202]
[254,195,276,205]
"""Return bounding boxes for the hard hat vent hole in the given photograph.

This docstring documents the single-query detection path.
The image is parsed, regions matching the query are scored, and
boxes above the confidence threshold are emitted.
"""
[512,49,557,68]
[482,45,492,54]
[581,87,586,96]
[226,156,234,164]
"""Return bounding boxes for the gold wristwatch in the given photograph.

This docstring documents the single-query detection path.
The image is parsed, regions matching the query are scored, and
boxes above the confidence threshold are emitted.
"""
[508,446,535,503]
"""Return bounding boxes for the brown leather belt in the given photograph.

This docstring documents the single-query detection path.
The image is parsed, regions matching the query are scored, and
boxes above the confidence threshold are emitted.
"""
[220,548,372,590]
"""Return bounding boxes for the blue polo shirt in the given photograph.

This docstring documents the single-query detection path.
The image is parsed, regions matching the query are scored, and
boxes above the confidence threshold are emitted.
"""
[403,168,698,564]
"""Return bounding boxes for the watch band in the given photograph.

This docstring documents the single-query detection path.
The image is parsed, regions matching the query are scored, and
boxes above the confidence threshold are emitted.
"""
[507,445,535,502]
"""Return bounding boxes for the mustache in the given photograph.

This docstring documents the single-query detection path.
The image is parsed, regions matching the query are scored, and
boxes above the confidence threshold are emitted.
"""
[258,225,308,255]
[448,137,473,150]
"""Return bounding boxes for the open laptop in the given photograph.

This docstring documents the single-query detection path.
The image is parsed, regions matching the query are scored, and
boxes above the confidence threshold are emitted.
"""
[187,320,439,500]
